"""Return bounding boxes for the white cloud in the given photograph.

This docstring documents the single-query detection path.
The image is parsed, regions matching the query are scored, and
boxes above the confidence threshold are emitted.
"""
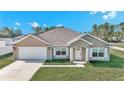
[13,27,17,30]
[28,21,39,28]
[15,22,20,26]
[102,11,117,20]
[57,24,63,27]
[100,11,106,14]
[89,11,98,15]
[102,15,108,20]
[89,11,117,20]
[89,11,106,15]
[43,24,47,27]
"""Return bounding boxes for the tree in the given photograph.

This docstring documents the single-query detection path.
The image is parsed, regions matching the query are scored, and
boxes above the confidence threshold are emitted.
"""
[0,27,22,38]
[44,26,56,32]
[109,25,115,41]
[14,29,22,36]
[91,23,121,42]
[103,23,110,41]
[33,26,42,35]
[44,27,49,32]
[97,24,104,39]
[31,25,65,34]
[1,27,14,38]
[92,24,98,37]
[120,22,124,31]
[119,22,124,36]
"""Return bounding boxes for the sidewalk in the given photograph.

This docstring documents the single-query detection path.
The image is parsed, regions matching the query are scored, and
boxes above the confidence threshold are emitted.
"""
[112,46,124,52]
[42,65,85,68]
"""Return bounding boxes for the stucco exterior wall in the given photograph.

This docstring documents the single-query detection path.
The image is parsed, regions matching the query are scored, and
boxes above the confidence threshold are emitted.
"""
[47,47,53,60]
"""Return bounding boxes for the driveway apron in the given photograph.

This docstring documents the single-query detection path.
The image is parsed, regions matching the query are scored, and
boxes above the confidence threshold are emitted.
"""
[0,60,43,81]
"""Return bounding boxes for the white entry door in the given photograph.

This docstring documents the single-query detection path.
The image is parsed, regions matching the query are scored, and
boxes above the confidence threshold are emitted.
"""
[75,48,82,60]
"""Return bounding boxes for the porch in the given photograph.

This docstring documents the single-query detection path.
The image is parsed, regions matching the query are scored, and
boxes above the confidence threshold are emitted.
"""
[70,47,89,63]
[68,37,93,63]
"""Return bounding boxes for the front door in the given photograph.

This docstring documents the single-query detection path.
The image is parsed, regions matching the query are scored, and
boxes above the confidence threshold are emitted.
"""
[75,47,82,60]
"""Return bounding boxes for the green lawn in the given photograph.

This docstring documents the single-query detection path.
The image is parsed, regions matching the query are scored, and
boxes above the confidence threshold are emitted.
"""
[0,53,13,69]
[31,49,124,81]
[44,59,74,65]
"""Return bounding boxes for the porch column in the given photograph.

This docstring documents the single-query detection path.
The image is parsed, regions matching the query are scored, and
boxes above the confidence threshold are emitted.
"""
[85,48,89,62]
[70,48,74,61]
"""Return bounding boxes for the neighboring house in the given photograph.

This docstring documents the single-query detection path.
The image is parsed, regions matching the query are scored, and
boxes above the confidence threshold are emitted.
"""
[0,41,6,47]
[13,35,25,41]
[0,38,13,55]
[0,36,25,56]
[13,28,110,62]
[0,35,25,46]
[0,38,13,46]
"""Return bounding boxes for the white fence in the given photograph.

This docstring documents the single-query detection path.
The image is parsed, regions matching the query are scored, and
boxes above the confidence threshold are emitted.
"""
[0,46,13,56]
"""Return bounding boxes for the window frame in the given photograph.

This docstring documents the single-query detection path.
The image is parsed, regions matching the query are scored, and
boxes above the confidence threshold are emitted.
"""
[54,47,68,57]
[91,47,104,58]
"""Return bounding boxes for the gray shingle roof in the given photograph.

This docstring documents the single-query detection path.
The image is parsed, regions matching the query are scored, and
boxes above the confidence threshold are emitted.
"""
[13,35,26,41]
[39,28,80,46]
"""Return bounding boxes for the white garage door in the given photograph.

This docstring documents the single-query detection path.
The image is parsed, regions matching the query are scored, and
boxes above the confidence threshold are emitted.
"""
[18,47,47,60]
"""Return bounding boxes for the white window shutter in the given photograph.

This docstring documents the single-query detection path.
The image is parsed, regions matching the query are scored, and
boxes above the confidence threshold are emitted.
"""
[104,48,108,58]
[90,48,92,57]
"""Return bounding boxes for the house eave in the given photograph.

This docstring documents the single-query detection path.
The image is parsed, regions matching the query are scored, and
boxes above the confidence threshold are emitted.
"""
[82,33,109,45]
[13,34,50,45]
[67,37,93,46]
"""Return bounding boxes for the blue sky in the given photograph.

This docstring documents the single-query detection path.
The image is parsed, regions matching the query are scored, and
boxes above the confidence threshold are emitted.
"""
[0,11,123,34]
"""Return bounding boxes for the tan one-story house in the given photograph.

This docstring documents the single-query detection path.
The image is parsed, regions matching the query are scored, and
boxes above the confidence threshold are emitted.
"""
[13,28,110,62]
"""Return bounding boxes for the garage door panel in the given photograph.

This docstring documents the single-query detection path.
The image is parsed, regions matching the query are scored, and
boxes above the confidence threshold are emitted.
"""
[18,47,47,60]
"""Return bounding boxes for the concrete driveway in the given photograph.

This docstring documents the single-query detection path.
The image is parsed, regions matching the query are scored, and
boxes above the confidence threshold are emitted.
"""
[0,60,44,81]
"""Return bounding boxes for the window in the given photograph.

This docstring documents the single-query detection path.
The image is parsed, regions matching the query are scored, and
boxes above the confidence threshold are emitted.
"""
[92,48,104,57]
[61,48,66,55]
[92,48,98,57]
[55,48,67,56]
[55,48,61,55]
[99,48,104,57]
[56,50,61,55]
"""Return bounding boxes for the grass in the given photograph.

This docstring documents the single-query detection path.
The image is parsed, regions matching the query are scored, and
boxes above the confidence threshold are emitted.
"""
[112,43,124,48]
[44,59,74,65]
[31,49,124,81]
[0,53,13,69]
[90,49,124,68]
[31,67,124,81]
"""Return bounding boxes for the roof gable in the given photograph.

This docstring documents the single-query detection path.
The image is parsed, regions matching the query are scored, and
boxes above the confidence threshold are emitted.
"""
[82,34,109,44]
[14,34,50,45]
[81,34,109,47]
[68,36,93,45]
